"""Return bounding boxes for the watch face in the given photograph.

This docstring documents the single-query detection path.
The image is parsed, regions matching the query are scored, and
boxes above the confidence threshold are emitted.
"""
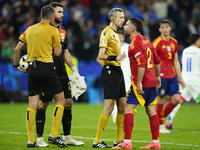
[107,56,111,61]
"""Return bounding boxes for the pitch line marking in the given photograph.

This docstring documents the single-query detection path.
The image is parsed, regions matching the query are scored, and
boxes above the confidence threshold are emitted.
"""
[0,131,199,147]
[1,124,200,133]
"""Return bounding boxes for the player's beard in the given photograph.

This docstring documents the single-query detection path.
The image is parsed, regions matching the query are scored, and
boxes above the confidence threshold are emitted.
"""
[55,17,62,24]
[124,30,130,38]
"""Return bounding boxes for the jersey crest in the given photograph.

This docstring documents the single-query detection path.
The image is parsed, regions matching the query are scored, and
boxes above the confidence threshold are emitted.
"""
[58,27,66,42]
[60,33,65,40]
[167,46,171,51]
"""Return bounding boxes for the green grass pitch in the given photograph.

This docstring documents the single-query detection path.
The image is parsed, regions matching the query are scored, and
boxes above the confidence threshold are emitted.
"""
[0,102,199,150]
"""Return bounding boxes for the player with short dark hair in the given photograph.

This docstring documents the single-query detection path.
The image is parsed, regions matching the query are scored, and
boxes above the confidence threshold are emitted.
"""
[35,2,84,147]
[93,8,126,148]
[190,33,200,44]
[113,17,161,149]
[13,5,67,148]
[153,19,185,133]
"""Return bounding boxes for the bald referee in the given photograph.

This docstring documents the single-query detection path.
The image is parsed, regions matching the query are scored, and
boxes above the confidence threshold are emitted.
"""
[13,5,67,148]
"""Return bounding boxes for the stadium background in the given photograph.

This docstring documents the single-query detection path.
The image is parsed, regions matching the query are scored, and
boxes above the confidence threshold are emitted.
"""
[0,0,200,104]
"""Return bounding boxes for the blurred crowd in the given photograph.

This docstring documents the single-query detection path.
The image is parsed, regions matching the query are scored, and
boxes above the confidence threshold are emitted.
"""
[1,0,200,63]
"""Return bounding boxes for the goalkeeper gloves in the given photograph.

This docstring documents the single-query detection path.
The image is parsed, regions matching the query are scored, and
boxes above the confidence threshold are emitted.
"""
[70,66,80,80]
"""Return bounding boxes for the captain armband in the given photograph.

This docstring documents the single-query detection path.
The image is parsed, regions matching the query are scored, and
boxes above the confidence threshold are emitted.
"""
[107,55,117,61]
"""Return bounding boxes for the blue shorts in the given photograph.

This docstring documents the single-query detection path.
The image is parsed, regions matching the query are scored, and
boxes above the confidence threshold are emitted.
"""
[157,77,180,97]
[127,83,157,106]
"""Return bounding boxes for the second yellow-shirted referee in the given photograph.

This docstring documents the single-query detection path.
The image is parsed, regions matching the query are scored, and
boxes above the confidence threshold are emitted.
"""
[13,5,67,148]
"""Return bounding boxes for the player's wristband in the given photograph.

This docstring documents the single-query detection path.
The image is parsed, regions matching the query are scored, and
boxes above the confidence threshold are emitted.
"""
[107,56,117,61]
[13,64,19,68]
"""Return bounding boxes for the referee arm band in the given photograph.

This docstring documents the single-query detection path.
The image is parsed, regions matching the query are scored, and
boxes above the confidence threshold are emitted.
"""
[107,55,117,61]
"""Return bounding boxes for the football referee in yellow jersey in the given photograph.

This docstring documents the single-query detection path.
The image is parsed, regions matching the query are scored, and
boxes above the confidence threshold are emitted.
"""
[13,5,67,148]
[93,8,127,148]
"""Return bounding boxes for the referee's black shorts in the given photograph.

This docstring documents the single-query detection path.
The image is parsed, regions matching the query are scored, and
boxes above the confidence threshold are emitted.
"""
[28,62,63,97]
[101,65,126,99]
[40,77,72,102]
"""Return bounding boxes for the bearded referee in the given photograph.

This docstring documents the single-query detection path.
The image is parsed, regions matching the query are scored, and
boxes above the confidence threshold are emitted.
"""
[13,5,67,148]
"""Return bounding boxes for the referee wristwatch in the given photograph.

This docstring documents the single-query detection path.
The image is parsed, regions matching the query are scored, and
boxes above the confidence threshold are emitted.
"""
[13,64,19,68]
[107,55,117,61]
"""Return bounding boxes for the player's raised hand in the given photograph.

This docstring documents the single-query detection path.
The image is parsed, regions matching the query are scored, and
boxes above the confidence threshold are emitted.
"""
[116,52,126,61]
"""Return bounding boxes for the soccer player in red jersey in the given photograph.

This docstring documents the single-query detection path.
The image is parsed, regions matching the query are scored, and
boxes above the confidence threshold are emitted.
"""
[112,17,161,149]
[153,19,185,133]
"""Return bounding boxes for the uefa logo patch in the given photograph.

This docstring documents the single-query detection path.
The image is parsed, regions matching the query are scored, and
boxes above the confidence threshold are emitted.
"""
[101,39,106,45]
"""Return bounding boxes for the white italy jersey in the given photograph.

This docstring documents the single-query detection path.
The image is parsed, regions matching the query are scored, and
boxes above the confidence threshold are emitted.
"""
[182,45,200,83]
[181,45,200,101]
[121,42,132,93]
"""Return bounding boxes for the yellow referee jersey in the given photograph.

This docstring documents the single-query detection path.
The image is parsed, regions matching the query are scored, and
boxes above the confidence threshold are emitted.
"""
[99,26,121,66]
[19,22,60,63]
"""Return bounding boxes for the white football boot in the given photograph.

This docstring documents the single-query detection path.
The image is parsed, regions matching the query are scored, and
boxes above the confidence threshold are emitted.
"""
[37,137,49,147]
[63,135,84,146]
[159,124,171,133]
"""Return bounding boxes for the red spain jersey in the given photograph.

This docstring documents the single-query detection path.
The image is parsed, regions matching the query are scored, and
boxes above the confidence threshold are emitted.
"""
[153,36,178,78]
[128,34,160,87]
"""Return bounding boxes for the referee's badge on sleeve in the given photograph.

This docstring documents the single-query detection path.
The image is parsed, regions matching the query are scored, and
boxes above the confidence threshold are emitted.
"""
[101,39,106,45]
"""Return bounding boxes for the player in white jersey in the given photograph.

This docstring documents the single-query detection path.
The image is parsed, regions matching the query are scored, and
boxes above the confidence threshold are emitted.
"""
[166,33,200,129]
[119,31,132,92]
